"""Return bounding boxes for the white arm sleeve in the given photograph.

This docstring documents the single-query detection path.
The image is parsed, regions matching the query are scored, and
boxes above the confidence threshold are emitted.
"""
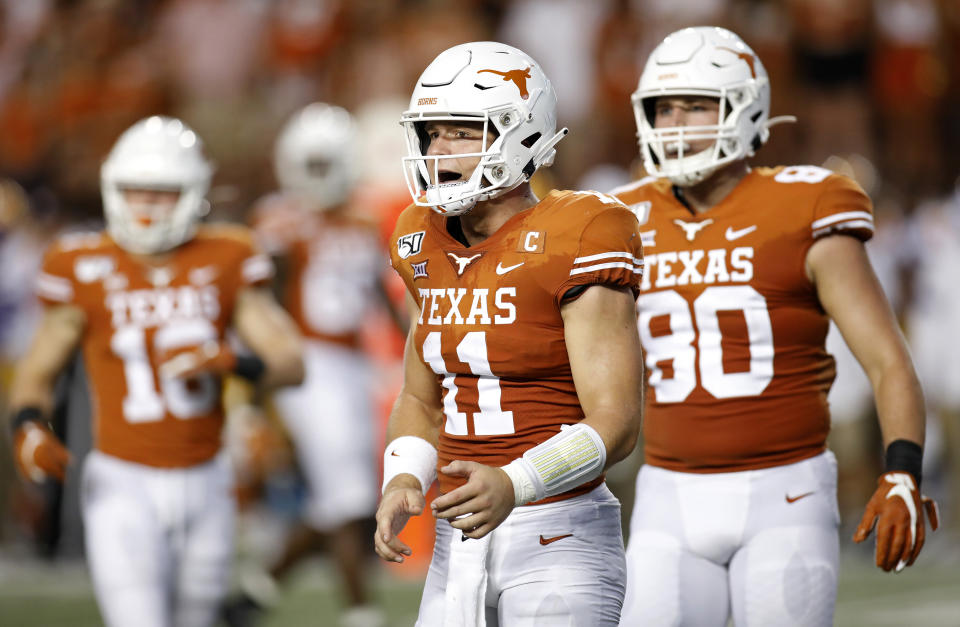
[382,436,438,496]
[500,423,606,506]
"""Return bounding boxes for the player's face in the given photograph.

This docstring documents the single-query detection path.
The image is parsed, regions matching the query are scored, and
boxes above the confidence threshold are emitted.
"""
[653,96,721,157]
[422,121,496,186]
[120,188,180,227]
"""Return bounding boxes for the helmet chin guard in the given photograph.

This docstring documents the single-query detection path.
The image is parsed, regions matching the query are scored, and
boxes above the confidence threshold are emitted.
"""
[633,26,795,187]
[401,41,567,216]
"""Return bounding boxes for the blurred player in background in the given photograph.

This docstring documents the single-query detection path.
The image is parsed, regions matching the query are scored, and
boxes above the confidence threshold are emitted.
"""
[222,103,398,627]
[613,26,938,626]
[376,41,645,625]
[7,116,305,627]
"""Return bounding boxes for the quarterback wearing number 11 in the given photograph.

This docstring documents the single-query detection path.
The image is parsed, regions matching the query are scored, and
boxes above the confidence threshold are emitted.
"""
[375,41,645,625]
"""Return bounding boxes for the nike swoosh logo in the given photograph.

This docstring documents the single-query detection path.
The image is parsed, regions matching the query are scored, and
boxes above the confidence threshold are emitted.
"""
[785,491,815,504]
[496,262,524,275]
[725,225,757,241]
[539,533,573,545]
[390,451,400,456]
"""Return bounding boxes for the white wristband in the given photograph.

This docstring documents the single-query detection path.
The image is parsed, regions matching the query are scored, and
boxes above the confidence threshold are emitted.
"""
[382,436,437,496]
[501,423,607,506]
[500,459,538,506]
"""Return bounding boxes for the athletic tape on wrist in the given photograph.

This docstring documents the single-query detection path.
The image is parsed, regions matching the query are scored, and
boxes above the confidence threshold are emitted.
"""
[382,436,437,496]
[501,423,606,506]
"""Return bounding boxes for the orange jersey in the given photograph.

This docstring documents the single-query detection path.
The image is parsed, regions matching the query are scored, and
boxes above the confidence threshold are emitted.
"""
[252,193,386,348]
[35,224,273,468]
[389,190,644,501]
[613,166,874,473]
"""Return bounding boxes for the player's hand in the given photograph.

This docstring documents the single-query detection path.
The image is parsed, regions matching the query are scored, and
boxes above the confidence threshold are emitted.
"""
[158,341,236,379]
[13,422,71,483]
[431,460,515,539]
[375,476,425,563]
[853,472,939,572]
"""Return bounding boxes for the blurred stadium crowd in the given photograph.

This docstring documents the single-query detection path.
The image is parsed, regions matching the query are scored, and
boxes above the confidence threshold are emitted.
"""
[2,0,960,621]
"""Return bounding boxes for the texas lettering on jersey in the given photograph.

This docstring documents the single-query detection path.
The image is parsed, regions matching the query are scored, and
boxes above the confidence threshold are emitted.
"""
[35,224,273,468]
[613,166,874,473]
[390,190,644,502]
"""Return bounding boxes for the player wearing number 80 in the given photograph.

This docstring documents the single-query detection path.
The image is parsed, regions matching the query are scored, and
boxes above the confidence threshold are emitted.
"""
[376,41,646,625]
[7,116,304,627]
[612,27,938,627]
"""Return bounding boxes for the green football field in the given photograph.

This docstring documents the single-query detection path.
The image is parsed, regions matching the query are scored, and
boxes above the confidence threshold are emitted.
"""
[2,548,959,627]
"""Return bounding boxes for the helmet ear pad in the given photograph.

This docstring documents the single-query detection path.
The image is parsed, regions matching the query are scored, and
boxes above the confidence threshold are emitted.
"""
[400,41,568,216]
[632,27,773,187]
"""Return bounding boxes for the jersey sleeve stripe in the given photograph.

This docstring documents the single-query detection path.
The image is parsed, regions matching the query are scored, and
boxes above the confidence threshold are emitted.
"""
[569,261,642,276]
[241,254,274,283]
[35,272,74,302]
[573,251,643,264]
[812,220,875,238]
[810,211,873,230]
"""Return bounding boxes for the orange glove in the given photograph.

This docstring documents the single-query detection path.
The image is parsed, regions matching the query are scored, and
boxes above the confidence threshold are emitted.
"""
[158,341,237,379]
[853,472,939,572]
[13,422,71,483]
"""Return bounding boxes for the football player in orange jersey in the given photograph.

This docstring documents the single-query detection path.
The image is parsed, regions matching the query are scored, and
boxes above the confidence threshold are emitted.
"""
[612,27,938,627]
[375,42,646,625]
[7,116,304,627]
[221,103,395,627]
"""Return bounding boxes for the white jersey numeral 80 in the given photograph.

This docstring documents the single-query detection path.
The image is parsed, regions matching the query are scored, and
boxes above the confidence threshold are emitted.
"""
[110,319,220,423]
[422,331,514,436]
[638,286,774,402]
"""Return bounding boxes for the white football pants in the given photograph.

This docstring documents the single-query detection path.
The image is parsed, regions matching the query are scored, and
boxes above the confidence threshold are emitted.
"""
[82,450,236,627]
[272,340,378,531]
[621,451,840,627]
[417,483,627,626]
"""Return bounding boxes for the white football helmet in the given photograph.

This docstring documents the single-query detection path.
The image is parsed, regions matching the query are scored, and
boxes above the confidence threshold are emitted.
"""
[274,102,358,210]
[101,116,212,254]
[632,26,795,187]
[400,41,568,216]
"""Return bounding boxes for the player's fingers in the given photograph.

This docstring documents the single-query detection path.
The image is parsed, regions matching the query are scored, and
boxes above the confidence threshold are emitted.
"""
[874,520,894,570]
[852,507,878,543]
[433,500,477,521]
[159,351,199,378]
[448,509,485,533]
[431,484,476,515]
[47,453,69,481]
[401,492,425,518]
[461,520,495,540]
[905,519,926,568]
[923,498,940,531]
[884,522,908,572]
[374,514,412,563]
[439,459,477,478]
[374,532,405,563]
